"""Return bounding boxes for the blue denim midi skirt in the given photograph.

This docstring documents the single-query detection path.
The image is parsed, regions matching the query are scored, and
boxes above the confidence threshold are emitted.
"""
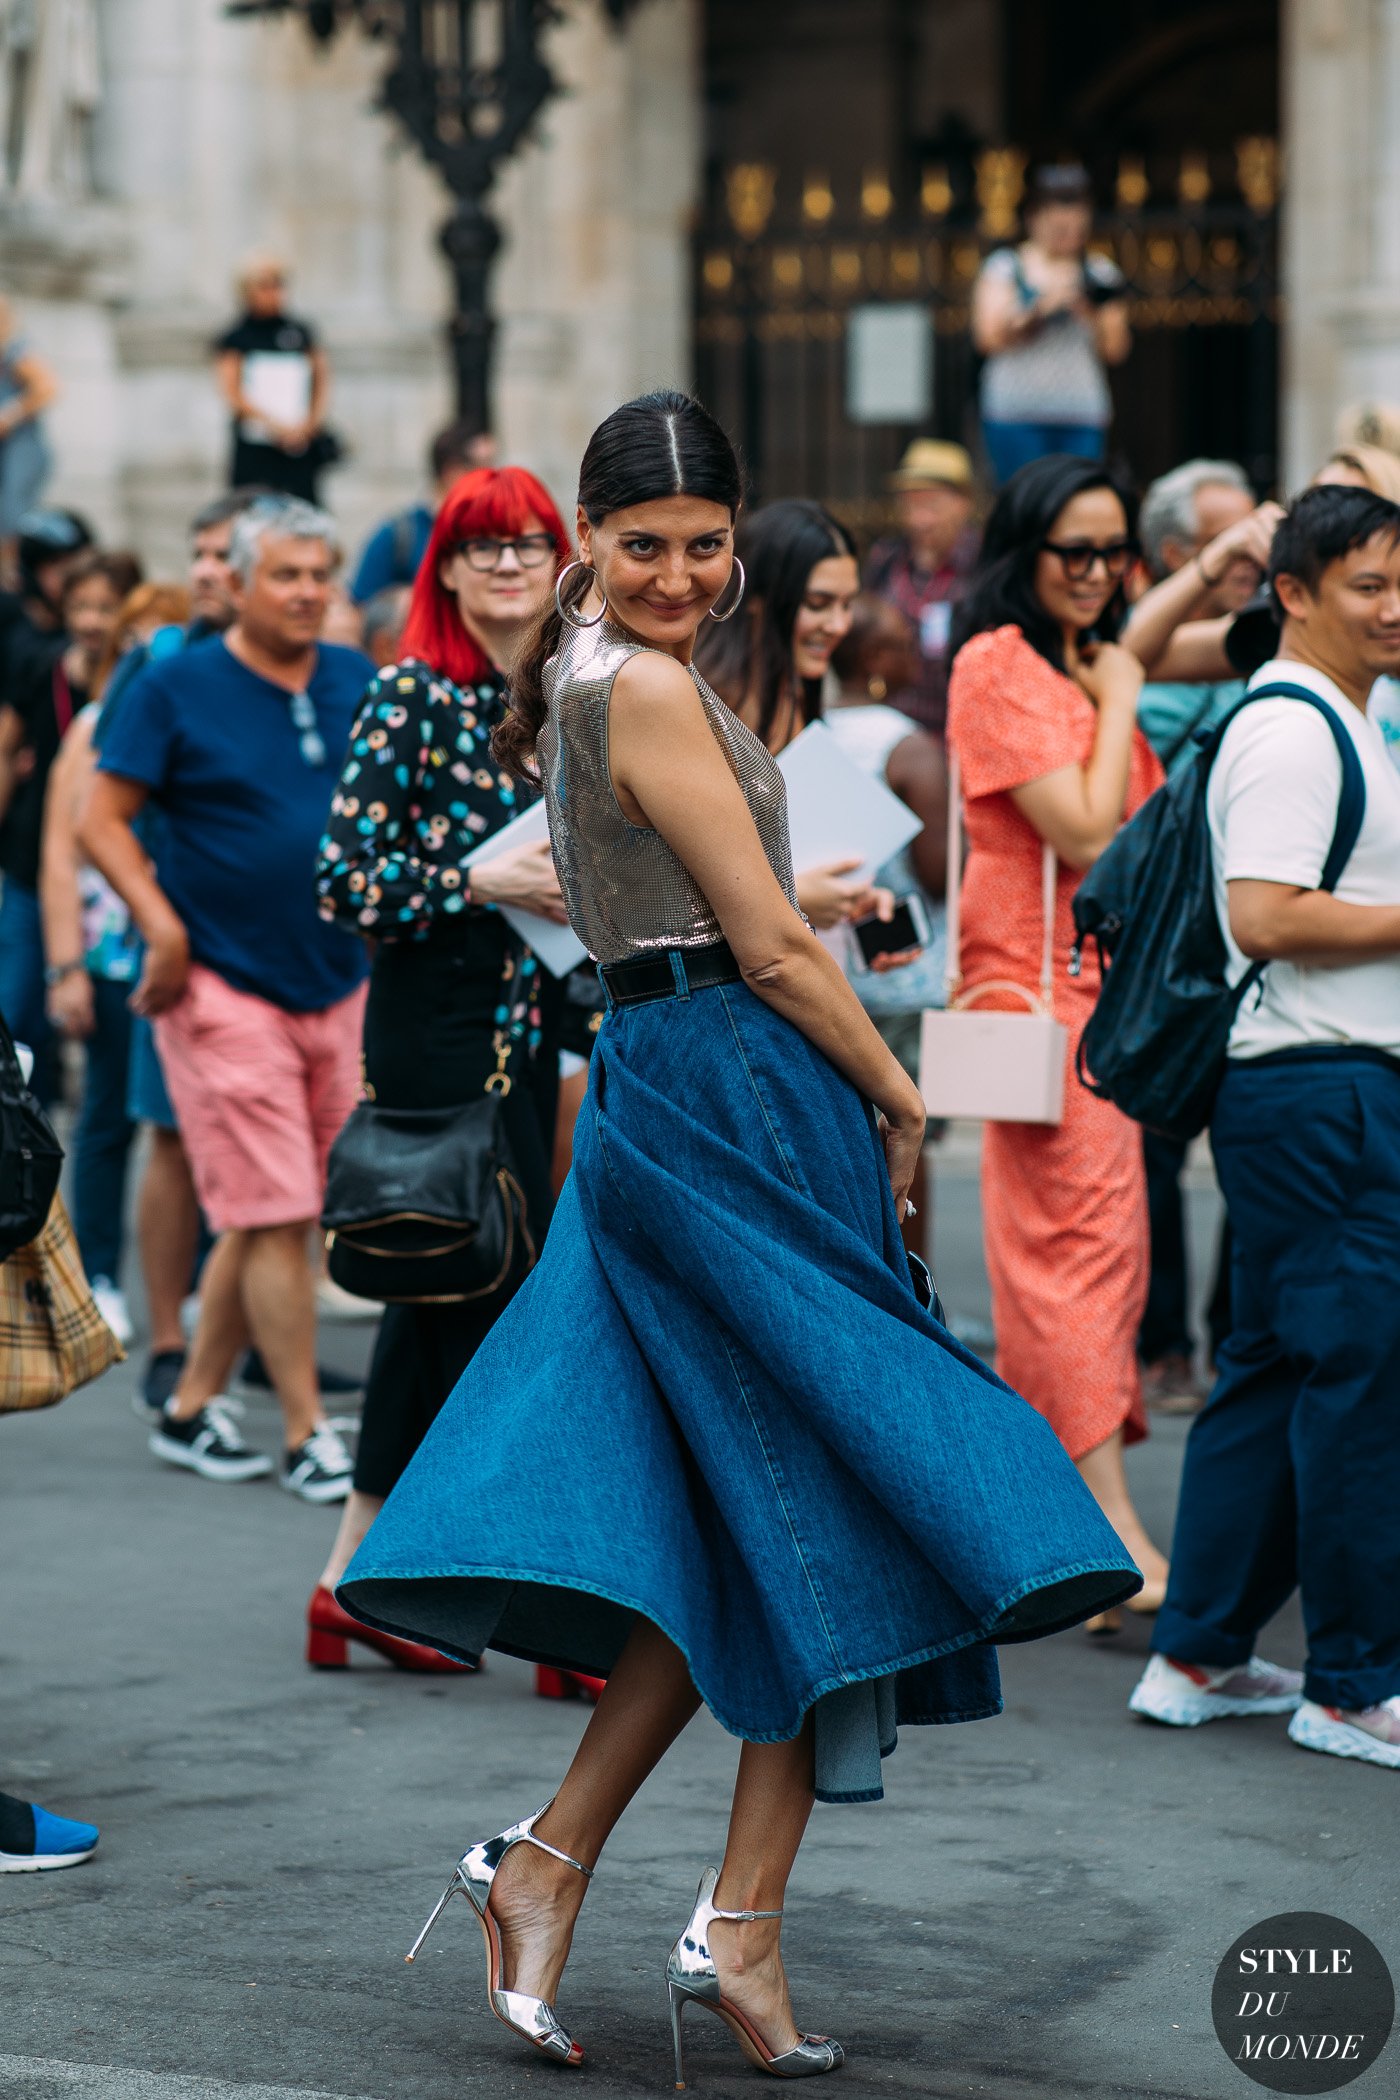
[339,974,1140,1802]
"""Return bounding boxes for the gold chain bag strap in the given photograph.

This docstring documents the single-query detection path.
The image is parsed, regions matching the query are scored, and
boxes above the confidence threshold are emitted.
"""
[917,747,1068,1124]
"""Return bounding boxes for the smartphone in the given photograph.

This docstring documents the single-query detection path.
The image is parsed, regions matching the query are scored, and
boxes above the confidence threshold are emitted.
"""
[851,892,928,970]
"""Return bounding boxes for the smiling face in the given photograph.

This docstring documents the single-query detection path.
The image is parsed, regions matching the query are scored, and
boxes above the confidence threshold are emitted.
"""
[579,494,735,656]
[233,532,335,655]
[1276,530,1400,686]
[1032,486,1132,636]
[791,552,860,681]
[438,512,558,649]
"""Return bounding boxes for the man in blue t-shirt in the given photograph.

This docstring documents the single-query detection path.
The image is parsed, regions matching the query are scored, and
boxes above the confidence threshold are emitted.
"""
[82,495,373,1503]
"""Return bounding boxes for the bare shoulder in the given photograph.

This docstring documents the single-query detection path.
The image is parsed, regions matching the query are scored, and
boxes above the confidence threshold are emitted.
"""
[609,649,710,731]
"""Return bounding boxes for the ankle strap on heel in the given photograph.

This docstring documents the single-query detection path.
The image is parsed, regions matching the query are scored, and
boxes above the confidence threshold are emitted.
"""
[711,1902,782,1921]
[521,1829,594,1878]
[517,1805,594,1879]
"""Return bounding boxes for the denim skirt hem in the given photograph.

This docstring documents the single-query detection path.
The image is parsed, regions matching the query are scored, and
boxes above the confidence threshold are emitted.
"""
[340,981,1140,1805]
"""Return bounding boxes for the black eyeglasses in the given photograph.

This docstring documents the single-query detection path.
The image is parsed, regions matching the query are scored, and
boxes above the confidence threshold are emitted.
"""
[1041,538,1138,582]
[456,534,556,573]
[289,689,326,769]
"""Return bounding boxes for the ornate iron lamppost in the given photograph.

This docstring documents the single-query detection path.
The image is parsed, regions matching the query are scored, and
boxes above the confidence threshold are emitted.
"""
[228,0,639,427]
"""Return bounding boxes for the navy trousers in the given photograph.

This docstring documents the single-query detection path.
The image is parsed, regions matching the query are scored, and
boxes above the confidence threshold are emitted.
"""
[1154,1056,1400,1709]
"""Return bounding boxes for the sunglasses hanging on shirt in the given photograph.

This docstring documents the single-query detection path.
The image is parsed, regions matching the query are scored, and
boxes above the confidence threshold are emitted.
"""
[289,689,327,769]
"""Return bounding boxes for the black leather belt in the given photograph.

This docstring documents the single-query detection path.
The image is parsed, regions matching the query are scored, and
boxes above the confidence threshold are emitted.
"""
[599,938,742,1008]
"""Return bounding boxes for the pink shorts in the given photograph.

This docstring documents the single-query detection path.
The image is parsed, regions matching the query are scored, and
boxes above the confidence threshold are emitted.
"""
[155,964,367,1233]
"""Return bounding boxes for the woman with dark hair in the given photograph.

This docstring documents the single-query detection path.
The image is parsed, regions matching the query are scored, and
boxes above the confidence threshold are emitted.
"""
[311,466,574,1677]
[946,453,1166,1628]
[972,164,1130,483]
[695,497,887,930]
[336,393,1138,2080]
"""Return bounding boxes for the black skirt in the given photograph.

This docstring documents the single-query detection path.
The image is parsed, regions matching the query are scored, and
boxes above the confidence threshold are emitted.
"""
[353,920,562,1498]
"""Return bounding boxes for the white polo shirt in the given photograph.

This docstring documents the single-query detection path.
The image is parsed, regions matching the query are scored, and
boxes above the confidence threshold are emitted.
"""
[1207,657,1400,1058]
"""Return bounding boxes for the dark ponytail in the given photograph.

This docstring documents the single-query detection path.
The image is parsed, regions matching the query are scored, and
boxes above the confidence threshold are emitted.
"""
[495,389,742,781]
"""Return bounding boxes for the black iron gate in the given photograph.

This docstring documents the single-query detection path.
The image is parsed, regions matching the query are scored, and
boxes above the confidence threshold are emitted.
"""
[693,142,1280,523]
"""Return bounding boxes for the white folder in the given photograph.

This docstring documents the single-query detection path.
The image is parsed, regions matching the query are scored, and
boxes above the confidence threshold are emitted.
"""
[462,800,588,978]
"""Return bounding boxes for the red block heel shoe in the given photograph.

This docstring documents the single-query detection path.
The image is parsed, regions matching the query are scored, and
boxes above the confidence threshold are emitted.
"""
[306,1586,474,1674]
[534,1664,605,1703]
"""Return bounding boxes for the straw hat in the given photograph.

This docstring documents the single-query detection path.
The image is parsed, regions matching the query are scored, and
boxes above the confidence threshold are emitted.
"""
[888,440,973,492]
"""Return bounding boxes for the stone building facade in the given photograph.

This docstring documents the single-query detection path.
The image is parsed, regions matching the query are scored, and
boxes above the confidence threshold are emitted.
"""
[0,0,699,569]
[0,0,1396,571]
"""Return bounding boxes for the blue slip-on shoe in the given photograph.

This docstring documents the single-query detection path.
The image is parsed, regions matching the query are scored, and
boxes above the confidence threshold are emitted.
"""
[0,1790,100,1872]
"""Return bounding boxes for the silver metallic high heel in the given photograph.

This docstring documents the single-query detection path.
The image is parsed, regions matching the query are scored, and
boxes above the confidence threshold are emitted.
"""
[406,1801,593,2067]
[665,1866,844,2087]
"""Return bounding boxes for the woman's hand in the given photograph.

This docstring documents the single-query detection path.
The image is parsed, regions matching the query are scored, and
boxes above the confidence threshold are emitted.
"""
[47,968,94,1038]
[1072,640,1144,712]
[879,1093,927,1217]
[797,858,886,929]
[471,838,569,923]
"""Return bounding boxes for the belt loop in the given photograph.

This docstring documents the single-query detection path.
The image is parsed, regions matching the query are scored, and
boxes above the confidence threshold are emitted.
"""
[598,962,616,1013]
[669,950,692,1002]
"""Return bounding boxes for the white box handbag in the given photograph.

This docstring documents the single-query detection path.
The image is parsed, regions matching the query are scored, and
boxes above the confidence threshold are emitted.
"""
[918,750,1067,1125]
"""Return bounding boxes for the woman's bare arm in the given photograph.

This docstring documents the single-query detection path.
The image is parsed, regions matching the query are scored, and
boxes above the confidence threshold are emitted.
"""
[39,711,93,974]
[885,731,948,897]
[1007,642,1142,870]
[607,655,925,1201]
[1093,299,1131,366]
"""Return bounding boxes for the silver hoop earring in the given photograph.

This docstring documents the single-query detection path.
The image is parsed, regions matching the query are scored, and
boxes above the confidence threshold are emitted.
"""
[555,560,608,630]
[707,556,746,622]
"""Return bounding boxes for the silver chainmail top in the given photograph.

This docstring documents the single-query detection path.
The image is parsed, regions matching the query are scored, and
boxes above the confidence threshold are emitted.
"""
[537,616,798,966]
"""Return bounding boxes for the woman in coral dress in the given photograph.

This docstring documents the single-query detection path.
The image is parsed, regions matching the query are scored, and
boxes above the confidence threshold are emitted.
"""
[947,453,1167,1617]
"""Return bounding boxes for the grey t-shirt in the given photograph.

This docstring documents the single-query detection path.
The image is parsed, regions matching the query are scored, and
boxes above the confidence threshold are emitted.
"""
[977,247,1123,427]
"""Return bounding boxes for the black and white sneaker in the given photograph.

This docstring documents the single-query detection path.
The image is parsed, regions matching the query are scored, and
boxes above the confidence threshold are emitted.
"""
[149,1399,273,1482]
[282,1421,355,1504]
[132,1347,188,1423]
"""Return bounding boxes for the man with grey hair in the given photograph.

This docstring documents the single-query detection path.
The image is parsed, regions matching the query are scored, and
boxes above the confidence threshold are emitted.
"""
[80,494,373,1503]
[1139,457,1255,585]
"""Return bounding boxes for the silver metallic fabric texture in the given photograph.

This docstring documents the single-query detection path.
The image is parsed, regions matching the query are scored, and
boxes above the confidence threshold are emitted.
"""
[538,618,798,965]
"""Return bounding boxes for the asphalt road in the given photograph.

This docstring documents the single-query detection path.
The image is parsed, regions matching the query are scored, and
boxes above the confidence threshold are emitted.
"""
[3,1137,1395,2100]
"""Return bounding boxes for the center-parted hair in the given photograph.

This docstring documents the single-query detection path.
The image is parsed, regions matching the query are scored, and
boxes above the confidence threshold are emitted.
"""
[494,389,742,781]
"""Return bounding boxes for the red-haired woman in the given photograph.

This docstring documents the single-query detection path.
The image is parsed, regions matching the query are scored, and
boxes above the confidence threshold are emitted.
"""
[312,466,578,1677]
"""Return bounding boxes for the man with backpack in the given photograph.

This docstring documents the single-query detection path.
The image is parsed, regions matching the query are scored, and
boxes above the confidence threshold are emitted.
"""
[1125,484,1400,1767]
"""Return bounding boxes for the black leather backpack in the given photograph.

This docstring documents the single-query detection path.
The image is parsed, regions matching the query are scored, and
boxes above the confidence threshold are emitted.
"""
[1071,682,1367,1142]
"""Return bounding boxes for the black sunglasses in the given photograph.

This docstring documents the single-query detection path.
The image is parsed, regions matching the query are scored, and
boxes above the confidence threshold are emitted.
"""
[1041,538,1138,582]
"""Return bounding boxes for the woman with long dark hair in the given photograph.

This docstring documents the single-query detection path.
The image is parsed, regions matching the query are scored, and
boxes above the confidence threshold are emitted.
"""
[312,466,573,1674]
[696,498,885,930]
[337,394,1138,2081]
[946,454,1166,1629]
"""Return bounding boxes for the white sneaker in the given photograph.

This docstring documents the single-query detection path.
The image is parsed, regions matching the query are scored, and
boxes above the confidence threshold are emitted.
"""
[282,1420,355,1504]
[90,1277,134,1347]
[1129,1652,1304,1726]
[1289,1697,1400,1769]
